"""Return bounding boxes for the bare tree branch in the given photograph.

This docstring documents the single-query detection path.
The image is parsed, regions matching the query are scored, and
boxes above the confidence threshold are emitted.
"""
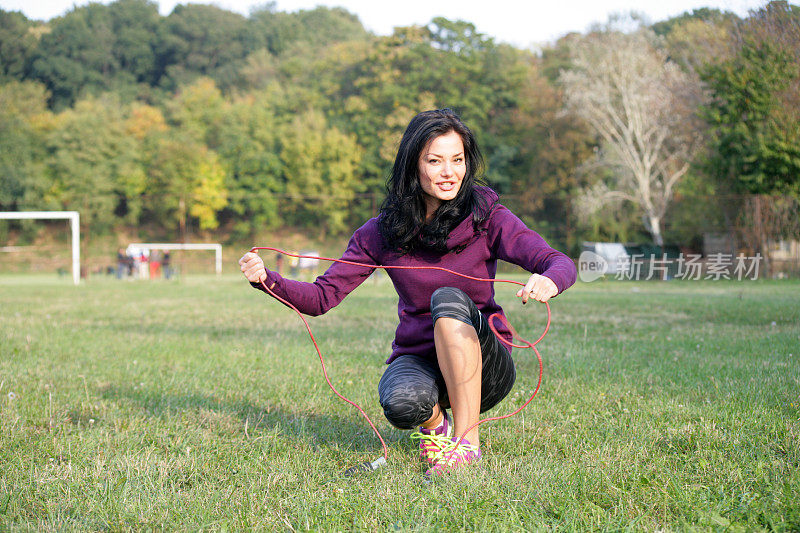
[561,29,704,246]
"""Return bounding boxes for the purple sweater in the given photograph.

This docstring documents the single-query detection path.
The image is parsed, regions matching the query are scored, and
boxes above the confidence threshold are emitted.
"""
[255,187,576,363]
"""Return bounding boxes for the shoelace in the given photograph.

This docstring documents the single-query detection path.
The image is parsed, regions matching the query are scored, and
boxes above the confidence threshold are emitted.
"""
[409,430,455,456]
[429,439,481,467]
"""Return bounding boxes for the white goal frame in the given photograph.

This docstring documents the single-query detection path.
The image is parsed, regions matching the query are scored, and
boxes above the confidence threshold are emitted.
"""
[128,243,222,275]
[0,211,81,285]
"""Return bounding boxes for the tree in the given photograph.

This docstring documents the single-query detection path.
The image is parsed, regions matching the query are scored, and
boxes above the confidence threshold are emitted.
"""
[237,48,278,90]
[107,0,162,86]
[41,95,144,231]
[0,9,39,82]
[166,77,226,148]
[651,7,739,38]
[158,4,252,90]
[209,88,287,238]
[0,81,50,211]
[303,17,537,197]
[145,135,228,238]
[279,110,362,236]
[658,10,739,73]
[122,102,168,222]
[29,3,121,109]
[561,29,703,247]
[248,4,369,56]
[504,55,596,250]
[702,1,800,200]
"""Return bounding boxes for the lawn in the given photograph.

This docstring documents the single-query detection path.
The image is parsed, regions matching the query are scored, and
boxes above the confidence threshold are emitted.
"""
[0,273,798,531]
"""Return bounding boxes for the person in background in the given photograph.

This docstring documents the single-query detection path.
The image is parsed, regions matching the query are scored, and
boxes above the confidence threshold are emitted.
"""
[163,252,172,280]
[116,248,126,279]
[138,251,149,280]
[149,250,162,279]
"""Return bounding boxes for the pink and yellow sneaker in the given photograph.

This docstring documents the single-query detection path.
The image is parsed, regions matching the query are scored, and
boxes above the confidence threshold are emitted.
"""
[410,410,453,465]
[425,437,482,476]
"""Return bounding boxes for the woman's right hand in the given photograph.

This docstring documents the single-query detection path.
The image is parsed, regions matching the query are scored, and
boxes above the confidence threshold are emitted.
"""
[239,251,267,284]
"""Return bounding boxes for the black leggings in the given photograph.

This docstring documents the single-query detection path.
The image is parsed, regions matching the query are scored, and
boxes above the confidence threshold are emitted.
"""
[377,287,516,429]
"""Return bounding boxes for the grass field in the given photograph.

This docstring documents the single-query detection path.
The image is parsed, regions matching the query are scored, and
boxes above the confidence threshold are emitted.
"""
[1,273,798,531]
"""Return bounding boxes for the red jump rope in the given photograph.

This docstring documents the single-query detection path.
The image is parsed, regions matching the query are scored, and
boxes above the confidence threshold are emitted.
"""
[249,247,551,475]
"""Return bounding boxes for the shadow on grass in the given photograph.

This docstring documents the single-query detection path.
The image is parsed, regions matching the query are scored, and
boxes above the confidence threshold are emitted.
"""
[99,383,402,454]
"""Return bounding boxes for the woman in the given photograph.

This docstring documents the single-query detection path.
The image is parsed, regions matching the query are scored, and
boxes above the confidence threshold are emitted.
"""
[239,109,576,475]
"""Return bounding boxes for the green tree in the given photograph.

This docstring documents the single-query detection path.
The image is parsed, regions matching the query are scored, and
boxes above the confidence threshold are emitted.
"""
[107,0,162,86]
[27,0,164,108]
[158,5,252,90]
[702,1,800,199]
[215,89,285,238]
[145,135,228,238]
[299,18,535,196]
[41,95,144,231]
[238,48,278,90]
[651,7,739,37]
[660,11,739,73]
[29,4,118,108]
[0,10,39,82]
[0,81,50,211]
[122,102,168,222]
[279,110,362,236]
[166,77,226,148]
[4,3,636,246]
[248,4,368,56]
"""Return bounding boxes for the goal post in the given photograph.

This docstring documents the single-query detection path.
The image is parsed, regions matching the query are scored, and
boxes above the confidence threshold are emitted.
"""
[128,243,222,275]
[0,211,80,285]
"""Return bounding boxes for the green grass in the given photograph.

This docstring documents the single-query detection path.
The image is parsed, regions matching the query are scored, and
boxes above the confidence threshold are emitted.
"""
[1,274,798,531]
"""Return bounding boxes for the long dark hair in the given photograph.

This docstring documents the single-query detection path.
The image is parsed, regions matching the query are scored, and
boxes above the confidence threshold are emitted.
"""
[379,108,493,254]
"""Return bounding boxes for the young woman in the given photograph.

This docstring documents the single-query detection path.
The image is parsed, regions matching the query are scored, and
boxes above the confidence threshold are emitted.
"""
[239,109,576,475]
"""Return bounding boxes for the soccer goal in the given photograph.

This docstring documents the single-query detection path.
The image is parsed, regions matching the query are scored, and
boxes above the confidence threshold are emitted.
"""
[127,243,222,276]
[0,211,81,285]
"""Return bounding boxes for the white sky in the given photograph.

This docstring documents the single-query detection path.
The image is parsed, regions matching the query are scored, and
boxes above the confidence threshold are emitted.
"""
[2,0,768,47]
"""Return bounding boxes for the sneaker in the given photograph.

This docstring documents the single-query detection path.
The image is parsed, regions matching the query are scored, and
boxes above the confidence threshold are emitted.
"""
[409,410,453,465]
[425,437,482,477]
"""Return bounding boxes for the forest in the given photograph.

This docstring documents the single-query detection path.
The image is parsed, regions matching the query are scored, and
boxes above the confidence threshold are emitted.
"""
[0,0,798,254]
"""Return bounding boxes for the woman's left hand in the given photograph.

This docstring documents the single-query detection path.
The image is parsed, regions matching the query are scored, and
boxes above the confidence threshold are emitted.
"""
[517,274,558,304]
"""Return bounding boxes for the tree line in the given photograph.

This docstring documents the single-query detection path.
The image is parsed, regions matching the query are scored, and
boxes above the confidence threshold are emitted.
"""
[0,0,797,252]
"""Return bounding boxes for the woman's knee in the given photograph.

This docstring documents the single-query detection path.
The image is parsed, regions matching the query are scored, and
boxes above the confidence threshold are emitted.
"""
[378,355,442,429]
[379,387,436,429]
[430,286,472,326]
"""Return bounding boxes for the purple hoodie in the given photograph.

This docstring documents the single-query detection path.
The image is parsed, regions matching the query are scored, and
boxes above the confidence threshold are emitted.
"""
[254,187,576,363]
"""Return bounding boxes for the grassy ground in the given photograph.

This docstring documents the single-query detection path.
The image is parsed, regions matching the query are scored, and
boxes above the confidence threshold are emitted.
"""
[0,273,798,531]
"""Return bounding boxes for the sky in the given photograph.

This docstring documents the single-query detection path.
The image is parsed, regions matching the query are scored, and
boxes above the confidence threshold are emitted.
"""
[2,0,769,48]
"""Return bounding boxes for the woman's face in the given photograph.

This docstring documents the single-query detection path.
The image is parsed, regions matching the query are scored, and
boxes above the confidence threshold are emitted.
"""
[418,130,466,219]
